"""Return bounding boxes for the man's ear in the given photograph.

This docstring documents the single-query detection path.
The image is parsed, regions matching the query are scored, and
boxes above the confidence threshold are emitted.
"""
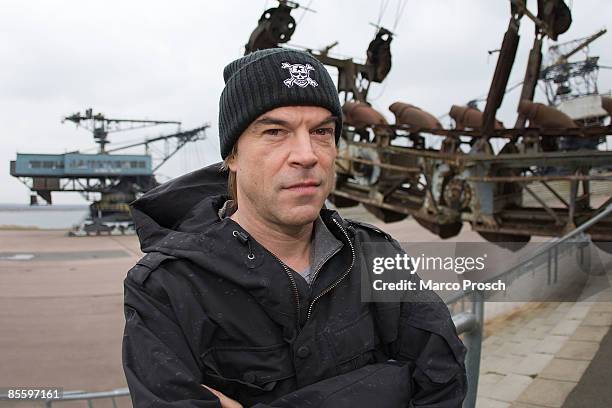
[227,151,238,172]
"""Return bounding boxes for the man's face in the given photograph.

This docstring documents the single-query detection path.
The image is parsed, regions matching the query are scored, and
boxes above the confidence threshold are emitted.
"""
[228,106,337,228]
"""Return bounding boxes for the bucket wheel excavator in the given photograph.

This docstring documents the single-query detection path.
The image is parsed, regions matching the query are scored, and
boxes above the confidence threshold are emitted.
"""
[245,0,612,249]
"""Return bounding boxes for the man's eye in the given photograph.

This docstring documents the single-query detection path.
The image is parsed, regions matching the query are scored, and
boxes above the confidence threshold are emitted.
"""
[313,128,334,136]
[264,129,283,136]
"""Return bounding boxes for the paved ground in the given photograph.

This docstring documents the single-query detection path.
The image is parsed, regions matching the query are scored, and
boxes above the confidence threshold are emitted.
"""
[563,322,612,407]
[475,285,612,407]
[0,230,141,408]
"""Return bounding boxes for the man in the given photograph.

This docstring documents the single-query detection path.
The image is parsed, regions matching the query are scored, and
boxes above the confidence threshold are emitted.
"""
[122,48,467,407]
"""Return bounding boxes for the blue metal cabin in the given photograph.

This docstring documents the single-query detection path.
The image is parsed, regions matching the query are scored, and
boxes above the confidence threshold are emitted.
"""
[10,153,152,178]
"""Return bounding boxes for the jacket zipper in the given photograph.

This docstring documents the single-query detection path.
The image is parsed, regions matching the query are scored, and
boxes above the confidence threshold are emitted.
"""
[305,218,355,322]
[270,253,301,328]
[235,230,302,329]
[268,217,355,331]
[309,244,342,288]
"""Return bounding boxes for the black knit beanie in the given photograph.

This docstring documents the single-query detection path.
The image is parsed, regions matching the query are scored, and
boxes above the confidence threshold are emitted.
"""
[218,48,343,159]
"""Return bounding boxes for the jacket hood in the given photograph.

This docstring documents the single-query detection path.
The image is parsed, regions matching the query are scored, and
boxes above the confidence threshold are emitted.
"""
[130,161,230,253]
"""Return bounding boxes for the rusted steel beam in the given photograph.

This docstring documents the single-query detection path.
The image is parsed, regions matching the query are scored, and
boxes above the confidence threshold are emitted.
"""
[464,175,612,182]
[344,140,461,163]
[515,35,543,129]
[482,15,521,135]
[569,179,578,227]
[500,206,608,219]
[472,223,562,237]
[346,136,612,167]
[334,183,424,210]
[335,155,421,173]
[422,161,440,213]
[372,123,612,138]
[331,188,413,215]
[540,180,570,207]
[382,178,409,199]
[522,184,564,225]
[498,210,566,222]
[463,149,612,162]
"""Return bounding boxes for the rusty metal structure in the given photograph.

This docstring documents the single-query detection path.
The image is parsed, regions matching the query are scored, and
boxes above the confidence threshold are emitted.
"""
[541,28,607,109]
[10,108,209,235]
[246,0,612,248]
[539,28,611,152]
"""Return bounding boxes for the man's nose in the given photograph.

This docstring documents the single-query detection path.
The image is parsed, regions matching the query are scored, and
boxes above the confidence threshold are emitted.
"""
[289,130,318,168]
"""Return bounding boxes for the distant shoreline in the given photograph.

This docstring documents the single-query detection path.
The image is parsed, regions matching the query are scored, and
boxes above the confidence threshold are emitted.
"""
[0,205,88,229]
[0,203,88,212]
[0,225,43,230]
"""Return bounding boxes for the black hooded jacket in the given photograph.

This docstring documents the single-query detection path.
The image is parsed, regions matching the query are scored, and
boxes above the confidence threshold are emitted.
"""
[122,162,467,408]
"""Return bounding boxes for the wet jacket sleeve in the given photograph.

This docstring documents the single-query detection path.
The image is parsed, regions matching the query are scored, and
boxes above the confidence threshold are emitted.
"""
[252,361,414,408]
[122,265,221,408]
[394,299,467,407]
[372,276,468,407]
[361,231,467,407]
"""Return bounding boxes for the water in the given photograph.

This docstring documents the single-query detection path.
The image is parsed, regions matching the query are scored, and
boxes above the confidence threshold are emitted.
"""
[0,204,89,229]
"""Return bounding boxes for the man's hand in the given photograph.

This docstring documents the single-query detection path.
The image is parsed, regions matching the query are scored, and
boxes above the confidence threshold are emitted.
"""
[202,385,243,408]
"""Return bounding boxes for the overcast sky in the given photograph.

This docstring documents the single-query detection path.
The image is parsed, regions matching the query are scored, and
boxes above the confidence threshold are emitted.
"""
[2,0,610,204]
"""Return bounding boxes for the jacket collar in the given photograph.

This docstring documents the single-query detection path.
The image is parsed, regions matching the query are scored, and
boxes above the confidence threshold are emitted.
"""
[218,198,344,285]
[145,195,354,333]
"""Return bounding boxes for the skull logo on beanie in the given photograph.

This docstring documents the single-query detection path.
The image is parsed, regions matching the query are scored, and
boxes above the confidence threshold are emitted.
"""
[218,48,343,159]
[281,63,318,88]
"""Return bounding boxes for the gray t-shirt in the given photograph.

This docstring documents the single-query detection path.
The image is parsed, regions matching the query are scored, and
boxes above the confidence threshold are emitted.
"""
[291,215,342,285]
[298,266,313,285]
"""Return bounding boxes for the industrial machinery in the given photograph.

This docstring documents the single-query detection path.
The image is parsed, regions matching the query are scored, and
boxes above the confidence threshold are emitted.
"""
[10,109,209,235]
[245,0,612,247]
[540,28,610,150]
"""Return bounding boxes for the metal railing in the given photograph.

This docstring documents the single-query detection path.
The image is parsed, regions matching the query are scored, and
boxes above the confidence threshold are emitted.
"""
[448,202,612,408]
[44,388,130,407]
[451,293,484,408]
[0,388,131,408]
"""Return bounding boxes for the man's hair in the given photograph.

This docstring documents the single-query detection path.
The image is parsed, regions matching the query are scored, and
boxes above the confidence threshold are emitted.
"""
[220,144,238,205]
